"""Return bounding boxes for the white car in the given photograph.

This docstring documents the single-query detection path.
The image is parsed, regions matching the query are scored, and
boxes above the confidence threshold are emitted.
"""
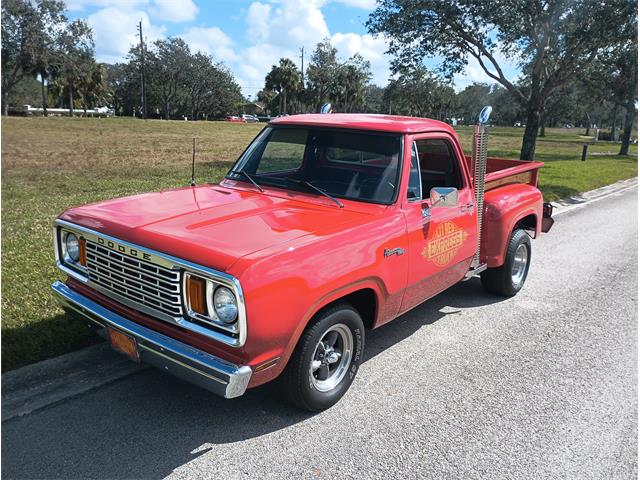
[242,114,259,123]
[96,106,115,117]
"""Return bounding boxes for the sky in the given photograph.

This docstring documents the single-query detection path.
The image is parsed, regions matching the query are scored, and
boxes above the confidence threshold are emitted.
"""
[65,0,521,99]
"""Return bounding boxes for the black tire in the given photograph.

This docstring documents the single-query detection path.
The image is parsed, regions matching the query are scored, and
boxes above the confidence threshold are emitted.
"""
[280,304,365,412]
[481,229,531,297]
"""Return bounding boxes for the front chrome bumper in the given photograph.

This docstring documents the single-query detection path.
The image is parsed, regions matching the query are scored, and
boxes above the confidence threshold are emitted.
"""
[51,281,252,399]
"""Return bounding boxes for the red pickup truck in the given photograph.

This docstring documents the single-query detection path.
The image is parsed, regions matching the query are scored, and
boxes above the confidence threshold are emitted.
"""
[52,111,553,411]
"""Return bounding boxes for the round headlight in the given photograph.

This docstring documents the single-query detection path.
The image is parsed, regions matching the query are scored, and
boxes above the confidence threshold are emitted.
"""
[65,232,80,262]
[213,286,238,324]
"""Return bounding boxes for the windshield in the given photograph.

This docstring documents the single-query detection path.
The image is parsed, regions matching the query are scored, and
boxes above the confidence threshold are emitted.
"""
[227,126,403,205]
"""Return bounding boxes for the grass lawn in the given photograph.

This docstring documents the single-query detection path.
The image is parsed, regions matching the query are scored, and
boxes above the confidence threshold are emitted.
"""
[2,116,637,371]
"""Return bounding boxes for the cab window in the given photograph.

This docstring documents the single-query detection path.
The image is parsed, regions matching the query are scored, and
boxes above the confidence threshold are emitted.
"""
[256,128,308,174]
[414,139,462,198]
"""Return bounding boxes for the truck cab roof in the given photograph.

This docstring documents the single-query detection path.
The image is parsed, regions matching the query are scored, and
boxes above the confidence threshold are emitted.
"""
[270,113,457,135]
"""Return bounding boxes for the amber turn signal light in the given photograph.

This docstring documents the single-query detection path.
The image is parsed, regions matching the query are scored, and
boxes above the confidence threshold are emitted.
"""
[186,275,207,315]
[78,237,87,266]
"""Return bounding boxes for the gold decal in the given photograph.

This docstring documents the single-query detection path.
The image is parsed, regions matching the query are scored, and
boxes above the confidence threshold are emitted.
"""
[426,221,468,266]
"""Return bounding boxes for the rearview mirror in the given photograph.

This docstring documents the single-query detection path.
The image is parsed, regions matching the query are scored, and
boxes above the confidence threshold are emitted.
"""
[429,187,458,208]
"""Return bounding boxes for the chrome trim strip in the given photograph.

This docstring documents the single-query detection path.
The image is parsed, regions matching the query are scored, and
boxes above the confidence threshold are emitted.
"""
[52,281,252,398]
[53,219,248,347]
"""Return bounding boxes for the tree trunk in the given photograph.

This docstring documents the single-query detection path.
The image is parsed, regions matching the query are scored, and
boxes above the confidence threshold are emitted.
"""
[165,100,170,120]
[520,98,542,160]
[283,90,287,115]
[619,99,635,156]
[69,87,74,117]
[3,88,9,116]
[538,112,546,137]
[584,113,591,136]
[610,105,618,139]
[41,76,48,117]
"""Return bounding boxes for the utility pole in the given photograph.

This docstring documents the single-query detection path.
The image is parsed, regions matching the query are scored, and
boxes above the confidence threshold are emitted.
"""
[138,20,147,119]
[299,46,305,113]
[299,46,305,85]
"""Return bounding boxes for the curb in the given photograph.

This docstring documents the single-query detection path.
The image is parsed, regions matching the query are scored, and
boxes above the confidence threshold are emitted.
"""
[551,177,637,216]
[1,343,147,422]
[2,177,637,421]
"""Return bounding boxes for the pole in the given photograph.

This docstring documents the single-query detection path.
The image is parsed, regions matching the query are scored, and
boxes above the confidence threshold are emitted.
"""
[191,138,196,186]
[299,46,305,113]
[581,144,588,161]
[138,20,147,119]
[299,46,304,85]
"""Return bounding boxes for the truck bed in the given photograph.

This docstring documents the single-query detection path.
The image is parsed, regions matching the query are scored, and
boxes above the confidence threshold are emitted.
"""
[465,156,544,191]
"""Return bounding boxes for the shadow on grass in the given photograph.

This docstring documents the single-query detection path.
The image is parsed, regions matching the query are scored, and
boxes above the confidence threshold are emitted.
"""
[1,313,102,373]
[2,279,506,479]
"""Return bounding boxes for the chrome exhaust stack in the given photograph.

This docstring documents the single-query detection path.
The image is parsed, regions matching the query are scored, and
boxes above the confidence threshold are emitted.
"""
[468,106,492,275]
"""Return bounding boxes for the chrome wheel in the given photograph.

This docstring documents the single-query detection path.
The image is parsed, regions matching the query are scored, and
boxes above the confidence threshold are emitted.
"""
[511,243,528,285]
[310,323,353,392]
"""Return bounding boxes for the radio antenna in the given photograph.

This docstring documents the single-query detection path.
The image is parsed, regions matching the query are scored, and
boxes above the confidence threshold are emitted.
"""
[190,137,196,186]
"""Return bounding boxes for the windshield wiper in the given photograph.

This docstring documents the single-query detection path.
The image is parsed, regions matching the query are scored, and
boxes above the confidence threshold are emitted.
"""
[228,170,264,192]
[283,177,344,208]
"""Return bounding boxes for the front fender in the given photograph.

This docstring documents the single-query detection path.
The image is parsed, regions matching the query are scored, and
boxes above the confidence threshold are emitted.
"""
[228,213,408,388]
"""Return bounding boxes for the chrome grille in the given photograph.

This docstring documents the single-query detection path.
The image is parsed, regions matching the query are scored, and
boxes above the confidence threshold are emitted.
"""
[85,240,182,317]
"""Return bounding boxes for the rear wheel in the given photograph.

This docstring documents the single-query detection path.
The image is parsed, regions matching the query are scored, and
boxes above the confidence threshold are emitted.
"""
[280,304,365,412]
[481,229,531,297]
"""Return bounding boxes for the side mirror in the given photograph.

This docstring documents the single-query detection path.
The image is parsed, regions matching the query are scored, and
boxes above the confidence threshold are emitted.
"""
[429,187,458,208]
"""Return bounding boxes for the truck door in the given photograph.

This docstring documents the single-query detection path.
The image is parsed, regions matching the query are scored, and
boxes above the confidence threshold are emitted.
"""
[400,134,478,313]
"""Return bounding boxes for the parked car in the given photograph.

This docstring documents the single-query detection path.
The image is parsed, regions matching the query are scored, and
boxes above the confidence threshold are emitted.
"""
[225,116,246,123]
[242,114,260,123]
[52,111,553,411]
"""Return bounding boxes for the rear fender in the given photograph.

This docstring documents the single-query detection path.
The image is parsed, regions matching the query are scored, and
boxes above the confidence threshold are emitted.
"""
[481,184,543,268]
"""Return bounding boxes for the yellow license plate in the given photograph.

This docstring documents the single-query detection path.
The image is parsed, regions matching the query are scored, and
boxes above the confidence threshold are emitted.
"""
[106,327,139,363]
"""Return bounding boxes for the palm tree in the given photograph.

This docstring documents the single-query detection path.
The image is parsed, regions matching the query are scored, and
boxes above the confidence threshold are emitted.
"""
[79,61,109,113]
[265,58,301,115]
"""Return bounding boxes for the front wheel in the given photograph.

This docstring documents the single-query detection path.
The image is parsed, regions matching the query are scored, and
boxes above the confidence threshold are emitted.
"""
[481,228,531,297]
[280,304,365,412]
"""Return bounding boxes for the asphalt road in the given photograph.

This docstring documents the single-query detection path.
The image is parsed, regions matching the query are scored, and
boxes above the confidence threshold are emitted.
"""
[3,187,637,480]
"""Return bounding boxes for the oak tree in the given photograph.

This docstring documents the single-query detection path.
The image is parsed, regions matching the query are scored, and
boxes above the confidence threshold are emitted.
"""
[367,0,637,160]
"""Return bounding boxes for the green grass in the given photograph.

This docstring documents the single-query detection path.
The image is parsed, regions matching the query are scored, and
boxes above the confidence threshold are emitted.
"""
[455,125,638,201]
[1,117,637,371]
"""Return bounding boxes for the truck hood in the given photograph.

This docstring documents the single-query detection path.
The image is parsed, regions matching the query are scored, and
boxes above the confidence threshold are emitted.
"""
[60,184,375,272]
